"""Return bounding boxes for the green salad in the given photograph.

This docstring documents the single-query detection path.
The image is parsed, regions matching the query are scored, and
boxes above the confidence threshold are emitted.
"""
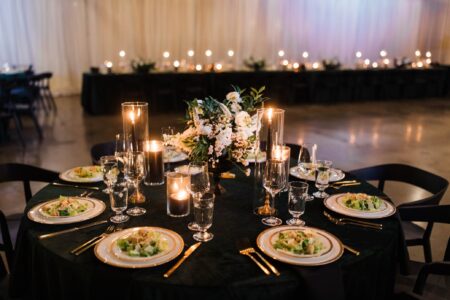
[341,193,382,211]
[42,196,88,217]
[72,166,101,178]
[273,229,323,255]
[117,230,168,257]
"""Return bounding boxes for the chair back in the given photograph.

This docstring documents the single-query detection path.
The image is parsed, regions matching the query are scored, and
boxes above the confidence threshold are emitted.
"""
[90,141,115,165]
[349,164,448,206]
[0,163,58,275]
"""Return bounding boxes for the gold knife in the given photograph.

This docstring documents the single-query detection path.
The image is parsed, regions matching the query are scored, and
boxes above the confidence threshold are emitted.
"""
[344,244,360,256]
[51,182,100,191]
[333,180,358,185]
[39,220,107,239]
[164,242,201,278]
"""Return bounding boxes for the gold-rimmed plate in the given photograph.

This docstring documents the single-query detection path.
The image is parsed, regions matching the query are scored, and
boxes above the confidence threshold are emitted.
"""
[59,166,103,183]
[257,226,343,266]
[27,197,106,224]
[94,227,184,268]
[325,193,396,219]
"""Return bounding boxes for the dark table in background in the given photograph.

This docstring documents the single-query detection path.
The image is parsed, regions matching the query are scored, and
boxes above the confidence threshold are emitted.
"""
[11,169,403,300]
[81,68,450,115]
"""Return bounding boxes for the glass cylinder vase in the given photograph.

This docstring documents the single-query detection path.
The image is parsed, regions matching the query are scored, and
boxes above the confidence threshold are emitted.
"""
[143,140,165,186]
[121,102,149,152]
[166,172,191,217]
[255,108,285,161]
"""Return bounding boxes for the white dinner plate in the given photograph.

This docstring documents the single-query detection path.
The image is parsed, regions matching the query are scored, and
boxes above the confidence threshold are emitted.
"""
[59,166,103,183]
[27,197,106,224]
[289,166,345,182]
[257,226,343,266]
[324,193,396,219]
[164,150,188,163]
[95,227,184,268]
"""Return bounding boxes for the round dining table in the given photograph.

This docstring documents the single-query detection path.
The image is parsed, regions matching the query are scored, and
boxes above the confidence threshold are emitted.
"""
[10,167,404,300]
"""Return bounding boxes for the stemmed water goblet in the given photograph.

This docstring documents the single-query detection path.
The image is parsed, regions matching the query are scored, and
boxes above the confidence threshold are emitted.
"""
[109,178,130,223]
[187,162,210,231]
[297,143,316,201]
[100,155,119,194]
[125,151,146,216]
[287,181,309,226]
[313,160,333,198]
[262,159,287,226]
[192,192,215,242]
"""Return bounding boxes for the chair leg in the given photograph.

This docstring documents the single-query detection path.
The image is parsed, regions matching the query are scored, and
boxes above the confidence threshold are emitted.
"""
[423,240,433,263]
[29,111,43,140]
[12,114,25,147]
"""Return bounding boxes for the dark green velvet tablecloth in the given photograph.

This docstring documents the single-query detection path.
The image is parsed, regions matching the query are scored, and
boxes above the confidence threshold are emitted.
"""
[10,169,402,300]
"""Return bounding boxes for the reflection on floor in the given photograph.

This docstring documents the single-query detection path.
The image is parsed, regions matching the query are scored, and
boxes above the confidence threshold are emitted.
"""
[0,96,449,297]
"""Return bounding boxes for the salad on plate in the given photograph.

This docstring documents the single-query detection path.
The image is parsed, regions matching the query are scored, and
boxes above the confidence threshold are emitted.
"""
[41,196,89,217]
[71,166,102,178]
[272,229,324,256]
[116,229,168,257]
[340,193,383,211]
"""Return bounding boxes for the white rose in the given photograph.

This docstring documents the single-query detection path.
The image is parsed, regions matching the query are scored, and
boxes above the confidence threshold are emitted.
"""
[226,91,242,103]
[198,123,213,136]
[230,102,241,114]
[235,111,252,128]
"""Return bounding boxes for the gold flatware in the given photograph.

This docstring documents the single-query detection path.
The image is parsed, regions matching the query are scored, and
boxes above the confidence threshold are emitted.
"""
[39,220,107,240]
[343,244,360,256]
[323,211,382,230]
[236,239,271,276]
[237,238,280,276]
[331,183,361,189]
[333,180,358,185]
[52,182,100,191]
[164,242,201,278]
[323,211,383,228]
[71,224,115,255]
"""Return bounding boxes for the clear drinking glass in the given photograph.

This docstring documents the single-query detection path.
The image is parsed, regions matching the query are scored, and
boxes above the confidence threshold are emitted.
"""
[109,179,130,223]
[161,126,175,173]
[297,143,316,201]
[100,155,119,194]
[187,162,210,231]
[193,192,215,242]
[313,160,333,198]
[287,181,309,226]
[125,151,146,216]
[262,159,287,226]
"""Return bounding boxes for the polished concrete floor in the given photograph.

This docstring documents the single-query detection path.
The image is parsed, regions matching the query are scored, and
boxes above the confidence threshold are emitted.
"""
[0,96,449,297]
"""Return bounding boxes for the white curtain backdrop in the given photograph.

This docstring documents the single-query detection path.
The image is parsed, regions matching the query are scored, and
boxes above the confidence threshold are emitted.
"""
[1,0,449,94]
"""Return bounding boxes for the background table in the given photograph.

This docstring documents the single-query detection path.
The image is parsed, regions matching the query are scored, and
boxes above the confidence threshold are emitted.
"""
[81,68,450,115]
[11,169,403,300]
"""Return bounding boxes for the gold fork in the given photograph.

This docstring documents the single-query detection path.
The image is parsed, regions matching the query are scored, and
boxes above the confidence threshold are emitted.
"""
[324,211,383,229]
[324,211,382,230]
[239,248,271,275]
[245,247,280,276]
[71,224,115,255]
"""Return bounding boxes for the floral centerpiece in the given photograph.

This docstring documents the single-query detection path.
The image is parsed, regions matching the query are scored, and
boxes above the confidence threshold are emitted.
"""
[167,86,267,193]
[243,57,266,71]
[131,58,156,74]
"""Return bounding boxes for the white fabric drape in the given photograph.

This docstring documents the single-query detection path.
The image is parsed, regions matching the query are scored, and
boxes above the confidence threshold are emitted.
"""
[1,0,449,95]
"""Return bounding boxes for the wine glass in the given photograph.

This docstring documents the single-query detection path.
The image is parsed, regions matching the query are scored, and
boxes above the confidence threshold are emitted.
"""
[187,162,210,231]
[109,178,130,223]
[115,133,129,184]
[192,192,215,242]
[161,126,174,173]
[287,181,309,226]
[262,159,287,226]
[100,155,118,194]
[313,160,333,199]
[125,151,146,216]
[297,143,316,201]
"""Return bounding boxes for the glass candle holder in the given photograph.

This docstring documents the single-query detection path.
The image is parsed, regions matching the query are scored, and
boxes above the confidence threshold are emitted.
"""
[121,102,149,152]
[256,108,285,161]
[272,145,291,192]
[167,172,191,217]
[143,140,164,186]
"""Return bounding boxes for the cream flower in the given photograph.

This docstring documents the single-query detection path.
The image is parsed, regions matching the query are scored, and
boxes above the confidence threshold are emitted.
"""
[235,111,252,128]
[226,91,242,103]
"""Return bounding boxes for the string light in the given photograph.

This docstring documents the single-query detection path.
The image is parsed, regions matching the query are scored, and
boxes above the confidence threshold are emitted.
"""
[187,50,194,57]
[163,51,170,58]
[355,51,362,58]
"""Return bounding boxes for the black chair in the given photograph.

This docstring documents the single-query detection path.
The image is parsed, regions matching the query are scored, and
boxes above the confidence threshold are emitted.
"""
[90,141,115,165]
[398,204,450,296]
[0,163,58,275]
[349,164,449,262]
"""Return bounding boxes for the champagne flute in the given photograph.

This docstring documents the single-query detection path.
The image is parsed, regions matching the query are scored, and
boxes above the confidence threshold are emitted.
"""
[161,126,174,173]
[313,160,333,199]
[287,181,309,226]
[192,192,215,242]
[100,155,118,194]
[125,151,146,216]
[109,178,130,223]
[187,162,210,231]
[297,143,316,201]
[262,159,286,226]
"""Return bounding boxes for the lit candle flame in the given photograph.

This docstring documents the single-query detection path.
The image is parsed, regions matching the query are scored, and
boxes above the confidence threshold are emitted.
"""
[267,108,273,123]
[129,111,135,124]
